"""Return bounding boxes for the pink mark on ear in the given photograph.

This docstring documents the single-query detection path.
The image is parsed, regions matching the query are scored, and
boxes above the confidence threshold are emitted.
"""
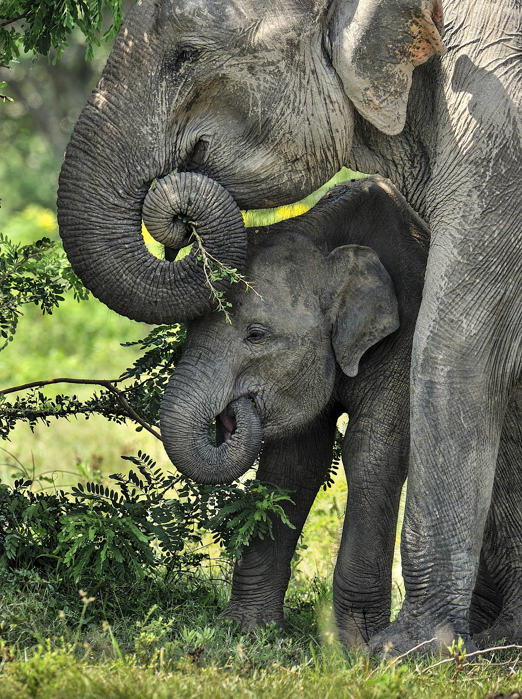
[407,7,445,66]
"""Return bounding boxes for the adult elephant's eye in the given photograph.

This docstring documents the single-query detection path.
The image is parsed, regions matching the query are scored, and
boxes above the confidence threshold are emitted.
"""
[165,45,199,73]
[245,324,269,345]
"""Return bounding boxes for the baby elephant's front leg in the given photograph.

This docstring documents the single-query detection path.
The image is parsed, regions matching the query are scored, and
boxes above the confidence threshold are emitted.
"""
[223,413,337,630]
[334,378,409,648]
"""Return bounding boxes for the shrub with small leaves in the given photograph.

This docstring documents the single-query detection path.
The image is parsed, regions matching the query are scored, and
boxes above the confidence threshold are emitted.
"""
[0,1,124,66]
[0,452,297,586]
[0,478,70,570]
[0,233,88,350]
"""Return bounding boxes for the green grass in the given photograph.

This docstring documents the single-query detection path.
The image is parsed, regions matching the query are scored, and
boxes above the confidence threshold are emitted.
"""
[1,562,521,699]
[0,569,520,698]
[1,648,519,699]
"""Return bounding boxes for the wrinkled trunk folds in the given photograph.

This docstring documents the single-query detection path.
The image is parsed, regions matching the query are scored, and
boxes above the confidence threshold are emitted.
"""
[160,365,262,484]
[58,144,247,324]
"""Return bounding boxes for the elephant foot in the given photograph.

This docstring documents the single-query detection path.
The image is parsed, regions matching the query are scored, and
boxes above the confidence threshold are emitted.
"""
[220,602,284,632]
[368,610,478,657]
[337,623,370,650]
[474,612,522,648]
[335,610,389,649]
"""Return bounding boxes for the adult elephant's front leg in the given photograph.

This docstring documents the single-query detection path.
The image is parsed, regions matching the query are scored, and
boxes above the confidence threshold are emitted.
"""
[223,412,337,630]
[371,240,521,654]
[474,383,522,646]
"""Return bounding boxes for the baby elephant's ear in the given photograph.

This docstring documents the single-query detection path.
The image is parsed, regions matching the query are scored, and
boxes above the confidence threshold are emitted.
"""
[326,245,399,377]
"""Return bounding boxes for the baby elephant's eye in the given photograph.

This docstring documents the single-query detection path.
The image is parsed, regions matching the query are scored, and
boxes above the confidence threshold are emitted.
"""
[245,324,269,344]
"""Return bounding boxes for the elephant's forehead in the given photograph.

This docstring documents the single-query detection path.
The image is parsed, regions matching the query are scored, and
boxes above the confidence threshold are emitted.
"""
[238,242,323,315]
[161,0,315,35]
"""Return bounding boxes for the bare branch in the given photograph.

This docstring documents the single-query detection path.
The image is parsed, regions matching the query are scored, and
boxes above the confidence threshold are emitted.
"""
[0,377,162,441]
[1,14,28,28]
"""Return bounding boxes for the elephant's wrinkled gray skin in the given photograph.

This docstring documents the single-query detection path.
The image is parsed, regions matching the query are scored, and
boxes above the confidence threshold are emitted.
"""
[161,177,428,642]
[57,0,351,324]
[58,0,522,653]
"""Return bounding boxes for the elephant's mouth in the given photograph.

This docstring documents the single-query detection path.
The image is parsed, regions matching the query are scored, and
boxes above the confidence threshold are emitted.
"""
[217,407,237,444]
[213,397,261,447]
[162,388,262,485]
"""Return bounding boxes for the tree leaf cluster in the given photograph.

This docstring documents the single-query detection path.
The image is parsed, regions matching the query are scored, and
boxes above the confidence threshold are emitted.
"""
[0,322,186,439]
[0,450,296,586]
[0,389,128,441]
[0,232,89,350]
[205,481,296,561]
[0,0,124,65]
[119,324,187,428]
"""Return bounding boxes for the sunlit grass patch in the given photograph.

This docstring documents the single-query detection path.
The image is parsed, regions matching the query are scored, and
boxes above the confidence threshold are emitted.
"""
[242,167,369,228]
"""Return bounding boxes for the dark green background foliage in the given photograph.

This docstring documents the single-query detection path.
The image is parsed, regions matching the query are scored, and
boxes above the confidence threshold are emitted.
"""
[0,1,124,65]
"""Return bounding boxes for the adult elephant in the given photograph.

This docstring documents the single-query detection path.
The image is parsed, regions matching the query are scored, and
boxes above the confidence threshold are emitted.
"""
[58,0,522,652]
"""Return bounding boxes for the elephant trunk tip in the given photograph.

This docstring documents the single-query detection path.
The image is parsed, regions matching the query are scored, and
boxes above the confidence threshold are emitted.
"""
[160,393,262,486]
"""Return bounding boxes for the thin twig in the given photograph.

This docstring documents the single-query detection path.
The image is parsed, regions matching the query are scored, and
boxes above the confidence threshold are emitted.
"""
[187,221,260,322]
[421,644,522,673]
[1,13,28,27]
[0,377,162,441]
[391,638,438,661]
[466,644,522,659]
[367,637,437,677]
[0,377,122,395]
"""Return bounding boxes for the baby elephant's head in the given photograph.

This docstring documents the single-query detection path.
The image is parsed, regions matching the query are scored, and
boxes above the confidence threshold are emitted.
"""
[160,226,399,485]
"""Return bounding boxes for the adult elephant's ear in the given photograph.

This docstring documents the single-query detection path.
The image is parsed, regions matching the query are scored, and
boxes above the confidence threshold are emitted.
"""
[327,0,444,135]
[325,245,399,377]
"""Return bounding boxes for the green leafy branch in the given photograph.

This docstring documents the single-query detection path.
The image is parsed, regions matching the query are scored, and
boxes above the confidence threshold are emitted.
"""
[187,221,259,324]
[0,232,89,350]
[0,379,162,441]
[0,324,186,441]
[205,481,296,560]
[0,77,13,102]
[0,451,297,584]
[0,0,124,66]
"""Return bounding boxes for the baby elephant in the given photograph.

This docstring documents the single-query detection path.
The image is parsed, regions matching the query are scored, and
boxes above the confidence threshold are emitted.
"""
[161,176,427,645]
[160,176,519,647]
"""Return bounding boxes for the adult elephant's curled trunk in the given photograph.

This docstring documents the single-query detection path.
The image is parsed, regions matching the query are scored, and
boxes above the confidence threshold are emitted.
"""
[160,365,263,484]
[57,154,247,324]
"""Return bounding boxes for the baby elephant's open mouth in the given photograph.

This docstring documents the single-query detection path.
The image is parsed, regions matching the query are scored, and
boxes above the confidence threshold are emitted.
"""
[216,406,237,444]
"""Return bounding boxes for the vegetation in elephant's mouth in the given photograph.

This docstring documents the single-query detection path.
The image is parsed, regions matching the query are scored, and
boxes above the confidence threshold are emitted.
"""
[207,417,218,446]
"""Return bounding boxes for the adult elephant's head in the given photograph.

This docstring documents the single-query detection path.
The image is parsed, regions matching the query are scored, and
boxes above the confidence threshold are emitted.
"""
[57,0,443,324]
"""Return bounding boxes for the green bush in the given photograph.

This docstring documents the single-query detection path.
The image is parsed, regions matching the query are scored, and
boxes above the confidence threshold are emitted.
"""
[0,232,88,349]
[0,450,296,586]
